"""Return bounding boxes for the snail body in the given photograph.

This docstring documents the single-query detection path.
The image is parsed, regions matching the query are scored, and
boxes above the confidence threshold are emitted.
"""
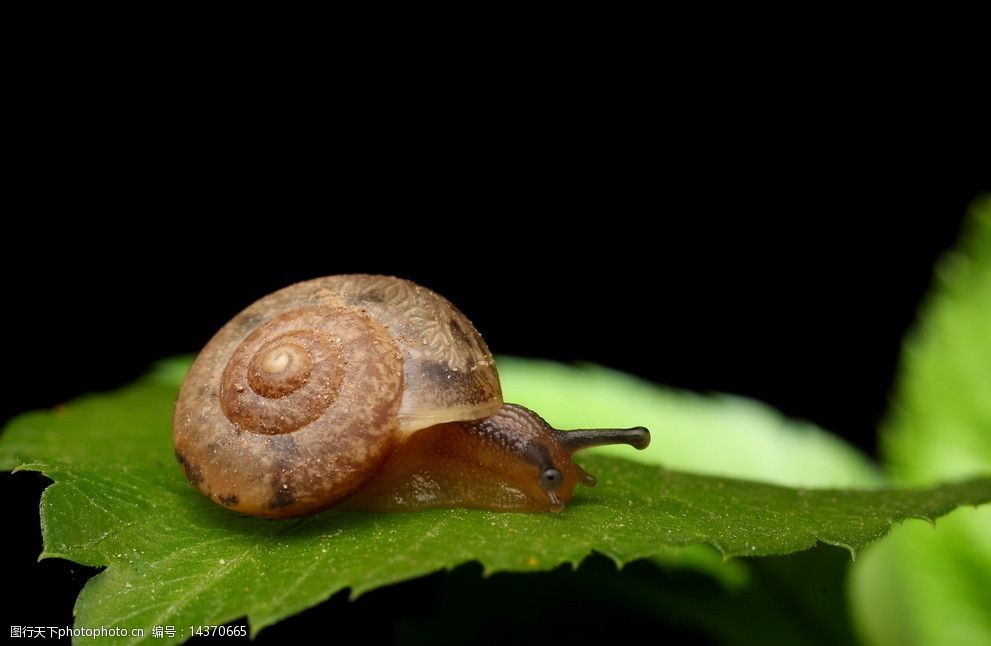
[173,275,648,518]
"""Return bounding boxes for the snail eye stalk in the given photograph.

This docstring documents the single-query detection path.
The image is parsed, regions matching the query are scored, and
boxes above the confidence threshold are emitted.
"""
[558,427,651,453]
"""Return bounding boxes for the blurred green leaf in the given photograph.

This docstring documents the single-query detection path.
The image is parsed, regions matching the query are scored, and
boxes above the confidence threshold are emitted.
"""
[3,363,990,644]
[850,197,991,646]
[500,356,882,488]
[883,197,991,482]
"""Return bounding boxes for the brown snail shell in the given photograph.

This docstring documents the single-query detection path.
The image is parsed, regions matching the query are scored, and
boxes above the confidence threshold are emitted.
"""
[173,275,648,518]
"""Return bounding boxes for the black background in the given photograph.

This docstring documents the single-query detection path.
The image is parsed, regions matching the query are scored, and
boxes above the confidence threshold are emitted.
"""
[1,140,986,641]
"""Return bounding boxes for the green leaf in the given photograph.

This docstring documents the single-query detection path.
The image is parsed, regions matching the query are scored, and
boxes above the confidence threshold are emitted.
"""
[850,197,991,646]
[3,362,991,643]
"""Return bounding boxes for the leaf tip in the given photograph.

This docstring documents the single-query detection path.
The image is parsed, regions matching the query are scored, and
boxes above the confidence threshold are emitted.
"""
[819,539,858,561]
[346,586,367,602]
[246,618,263,640]
[708,542,731,562]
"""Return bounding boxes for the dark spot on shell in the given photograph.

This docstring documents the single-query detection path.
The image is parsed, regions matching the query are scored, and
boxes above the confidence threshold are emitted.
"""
[448,319,472,347]
[174,449,203,485]
[418,361,491,405]
[218,494,240,506]
[264,437,302,509]
[268,484,296,509]
[420,360,453,381]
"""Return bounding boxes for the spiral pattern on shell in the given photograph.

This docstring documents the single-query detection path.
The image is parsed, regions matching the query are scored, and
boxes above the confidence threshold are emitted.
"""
[172,275,502,518]
[220,309,346,435]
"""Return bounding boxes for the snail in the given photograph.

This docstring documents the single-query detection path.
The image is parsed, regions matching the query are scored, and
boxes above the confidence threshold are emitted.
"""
[173,275,649,518]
